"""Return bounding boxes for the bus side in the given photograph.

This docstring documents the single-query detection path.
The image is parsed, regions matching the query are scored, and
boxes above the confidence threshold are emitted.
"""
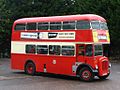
[11,42,77,76]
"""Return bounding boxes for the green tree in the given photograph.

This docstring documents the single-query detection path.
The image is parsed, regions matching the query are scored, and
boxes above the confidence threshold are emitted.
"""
[0,0,120,58]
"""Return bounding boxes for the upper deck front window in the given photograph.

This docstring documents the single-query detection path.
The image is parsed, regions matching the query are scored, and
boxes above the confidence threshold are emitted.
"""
[91,21,108,30]
[100,22,108,30]
[91,21,100,29]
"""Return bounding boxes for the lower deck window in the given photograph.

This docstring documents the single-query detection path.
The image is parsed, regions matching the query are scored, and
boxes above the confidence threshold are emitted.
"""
[25,44,75,56]
[26,45,36,54]
[49,45,60,55]
[37,45,48,54]
[62,46,75,56]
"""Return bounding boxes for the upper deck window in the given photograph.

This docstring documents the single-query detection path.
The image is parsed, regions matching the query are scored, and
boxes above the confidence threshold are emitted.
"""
[63,21,75,30]
[38,22,49,30]
[100,22,108,30]
[76,20,90,29]
[50,22,61,30]
[91,21,100,29]
[91,21,108,30]
[26,23,36,30]
[15,23,26,30]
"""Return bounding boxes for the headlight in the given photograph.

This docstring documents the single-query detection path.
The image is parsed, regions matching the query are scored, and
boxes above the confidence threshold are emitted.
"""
[95,65,98,69]
[109,63,111,68]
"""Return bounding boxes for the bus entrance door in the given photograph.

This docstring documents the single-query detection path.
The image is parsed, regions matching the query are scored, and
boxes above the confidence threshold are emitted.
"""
[76,44,85,63]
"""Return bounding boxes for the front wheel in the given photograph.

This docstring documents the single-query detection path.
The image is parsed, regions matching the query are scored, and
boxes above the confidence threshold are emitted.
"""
[25,62,36,75]
[79,67,94,82]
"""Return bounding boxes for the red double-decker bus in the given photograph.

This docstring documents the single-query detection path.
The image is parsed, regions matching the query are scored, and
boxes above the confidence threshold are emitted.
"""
[11,14,111,81]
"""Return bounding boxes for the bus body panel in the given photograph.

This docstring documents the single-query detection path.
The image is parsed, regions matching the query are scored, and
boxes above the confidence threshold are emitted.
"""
[11,53,76,76]
[11,30,110,44]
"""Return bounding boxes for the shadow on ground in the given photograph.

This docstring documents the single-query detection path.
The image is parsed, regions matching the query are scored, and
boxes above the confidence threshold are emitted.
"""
[12,71,110,82]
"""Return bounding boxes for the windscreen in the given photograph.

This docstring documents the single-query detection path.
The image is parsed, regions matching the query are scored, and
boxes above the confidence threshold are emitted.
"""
[85,44,93,56]
[94,45,103,56]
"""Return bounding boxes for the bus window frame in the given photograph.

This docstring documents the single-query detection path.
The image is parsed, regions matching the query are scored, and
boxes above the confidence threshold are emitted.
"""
[49,45,61,56]
[100,22,108,30]
[50,22,62,30]
[94,44,103,56]
[38,22,49,30]
[25,44,76,57]
[62,45,75,56]
[26,22,37,30]
[37,45,48,55]
[14,20,96,31]
[90,20,100,30]
[26,44,36,54]
[90,20,108,30]
[85,44,93,57]
[76,20,91,30]
[63,21,76,30]
[14,23,26,31]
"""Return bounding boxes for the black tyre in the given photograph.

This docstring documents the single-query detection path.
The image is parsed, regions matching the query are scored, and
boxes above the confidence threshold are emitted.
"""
[98,73,110,80]
[79,67,94,82]
[25,62,36,75]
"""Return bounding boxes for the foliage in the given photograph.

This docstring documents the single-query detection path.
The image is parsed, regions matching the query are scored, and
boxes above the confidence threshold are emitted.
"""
[0,0,120,57]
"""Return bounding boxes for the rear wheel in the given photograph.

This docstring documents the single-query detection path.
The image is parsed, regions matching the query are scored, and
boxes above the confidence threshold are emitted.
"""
[25,62,36,75]
[79,67,94,82]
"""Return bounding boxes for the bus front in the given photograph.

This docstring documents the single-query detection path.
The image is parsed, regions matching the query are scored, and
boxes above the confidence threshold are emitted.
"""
[75,17,111,81]
[91,20,111,79]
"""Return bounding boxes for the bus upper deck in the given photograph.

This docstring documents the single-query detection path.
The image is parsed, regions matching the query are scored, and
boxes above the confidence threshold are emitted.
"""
[12,14,110,44]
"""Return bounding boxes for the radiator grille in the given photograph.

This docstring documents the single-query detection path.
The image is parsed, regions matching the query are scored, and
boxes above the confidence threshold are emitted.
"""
[102,61,109,71]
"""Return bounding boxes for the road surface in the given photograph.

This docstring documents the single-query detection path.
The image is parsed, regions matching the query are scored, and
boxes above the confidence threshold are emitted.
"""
[0,58,120,90]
